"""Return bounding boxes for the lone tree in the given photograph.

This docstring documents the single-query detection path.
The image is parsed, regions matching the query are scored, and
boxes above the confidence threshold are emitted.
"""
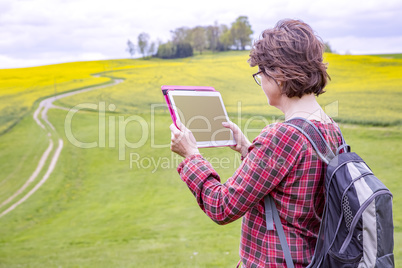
[126,39,135,58]
[192,26,207,54]
[138,32,150,58]
[231,16,253,50]
[206,22,220,51]
[148,42,156,57]
[219,24,234,50]
[171,27,192,44]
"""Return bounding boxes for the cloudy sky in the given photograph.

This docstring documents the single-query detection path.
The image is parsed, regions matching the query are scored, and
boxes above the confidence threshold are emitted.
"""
[1,0,401,69]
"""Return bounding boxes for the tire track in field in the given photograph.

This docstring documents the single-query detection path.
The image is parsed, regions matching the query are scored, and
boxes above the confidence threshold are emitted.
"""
[0,77,123,218]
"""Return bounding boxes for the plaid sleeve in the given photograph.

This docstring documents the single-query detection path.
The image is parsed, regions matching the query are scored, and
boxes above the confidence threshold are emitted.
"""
[177,123,304,225]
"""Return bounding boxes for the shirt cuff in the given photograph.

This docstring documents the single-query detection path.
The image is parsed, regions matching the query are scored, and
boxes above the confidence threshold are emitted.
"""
[177,153,205,174]
[241,150,251,161]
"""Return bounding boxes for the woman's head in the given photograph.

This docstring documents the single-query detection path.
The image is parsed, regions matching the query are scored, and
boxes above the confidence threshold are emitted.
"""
[248,19,330,98]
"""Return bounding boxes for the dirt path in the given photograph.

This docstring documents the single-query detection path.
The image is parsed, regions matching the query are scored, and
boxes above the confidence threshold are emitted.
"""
[0,77,123,218]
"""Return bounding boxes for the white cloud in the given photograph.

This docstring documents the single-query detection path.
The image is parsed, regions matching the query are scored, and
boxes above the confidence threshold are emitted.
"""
[0,0,401,68]
[329,36,402,55]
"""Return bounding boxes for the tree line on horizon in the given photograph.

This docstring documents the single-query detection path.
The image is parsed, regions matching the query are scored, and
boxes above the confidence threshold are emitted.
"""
[126,16,253,59]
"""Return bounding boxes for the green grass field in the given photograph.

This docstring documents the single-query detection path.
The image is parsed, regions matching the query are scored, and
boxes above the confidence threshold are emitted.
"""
[373,54,402,59]
[0,51,401,267]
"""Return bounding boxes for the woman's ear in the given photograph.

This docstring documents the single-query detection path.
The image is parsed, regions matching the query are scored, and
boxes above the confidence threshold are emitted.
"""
[272,67,284,87]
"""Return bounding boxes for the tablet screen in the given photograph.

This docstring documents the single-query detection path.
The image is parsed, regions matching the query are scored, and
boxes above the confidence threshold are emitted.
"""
[169,92,234,146]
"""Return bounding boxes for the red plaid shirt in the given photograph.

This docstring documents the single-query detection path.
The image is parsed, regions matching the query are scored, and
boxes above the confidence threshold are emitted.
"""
[177,120,342,267]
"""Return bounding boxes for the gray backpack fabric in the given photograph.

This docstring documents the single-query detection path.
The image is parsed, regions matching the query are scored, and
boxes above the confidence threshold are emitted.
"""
[264,118,394,267]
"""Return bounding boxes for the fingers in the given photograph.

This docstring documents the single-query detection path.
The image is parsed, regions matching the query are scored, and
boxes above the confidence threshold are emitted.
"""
[222,121,240,134]
[222,121,233,129]
[169,123,180,134]
[170,123,182,145]
[170,121,194,148]
[169,122,176,131]
[177,119,190,131]
[172,120,189,133]
[169,120,200,158]
[222,121,243,143]
[176,119,182,128]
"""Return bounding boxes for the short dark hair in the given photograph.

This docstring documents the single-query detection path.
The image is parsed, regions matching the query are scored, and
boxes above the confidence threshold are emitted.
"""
[248,19,330,98]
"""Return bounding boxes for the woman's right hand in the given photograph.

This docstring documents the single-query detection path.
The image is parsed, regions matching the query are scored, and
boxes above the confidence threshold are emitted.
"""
[222,121,251,159]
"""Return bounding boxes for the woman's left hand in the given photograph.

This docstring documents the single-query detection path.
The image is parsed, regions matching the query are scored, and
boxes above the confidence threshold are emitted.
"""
[170,120,200,158]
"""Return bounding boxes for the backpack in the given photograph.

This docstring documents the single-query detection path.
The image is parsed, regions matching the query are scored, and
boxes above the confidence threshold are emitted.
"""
[264,117,394,268]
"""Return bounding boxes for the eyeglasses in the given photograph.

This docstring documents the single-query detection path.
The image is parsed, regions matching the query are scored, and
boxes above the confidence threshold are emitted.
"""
[252,70,279,86]
[252,71,263,86]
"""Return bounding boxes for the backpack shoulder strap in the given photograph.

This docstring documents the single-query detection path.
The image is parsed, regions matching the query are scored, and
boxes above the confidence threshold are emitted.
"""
[284,117,342,164]
[264,195,295,268]
[264,117,348,267]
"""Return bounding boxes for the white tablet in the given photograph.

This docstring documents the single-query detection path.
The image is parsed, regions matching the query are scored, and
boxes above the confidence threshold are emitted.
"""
[162,85,236,148]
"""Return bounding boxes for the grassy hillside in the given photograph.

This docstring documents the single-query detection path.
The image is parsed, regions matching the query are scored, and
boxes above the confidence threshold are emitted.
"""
[0,51,401,267]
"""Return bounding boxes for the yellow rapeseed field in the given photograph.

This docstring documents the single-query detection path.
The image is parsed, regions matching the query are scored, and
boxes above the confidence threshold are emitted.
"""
[322,53,402,125]
[0,59,153,133]
[1,51,401,135]
[53,51,402,126]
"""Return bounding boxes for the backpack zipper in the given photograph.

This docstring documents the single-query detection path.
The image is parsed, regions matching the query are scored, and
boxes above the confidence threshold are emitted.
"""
[338,189,392,254]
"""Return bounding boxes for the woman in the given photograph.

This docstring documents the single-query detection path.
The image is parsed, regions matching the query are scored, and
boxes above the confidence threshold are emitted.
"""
[170,19,342,267]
